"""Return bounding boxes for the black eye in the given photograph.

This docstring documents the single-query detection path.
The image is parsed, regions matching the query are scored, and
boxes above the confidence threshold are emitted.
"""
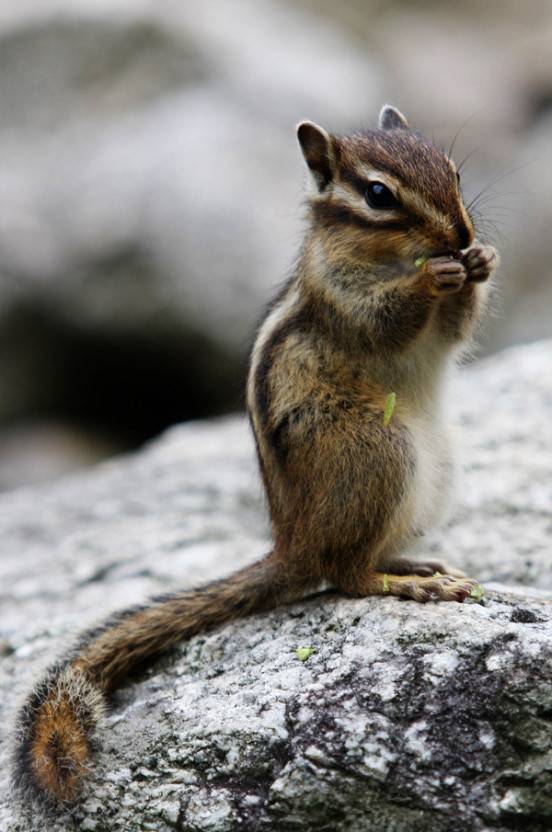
[365,181,398,210]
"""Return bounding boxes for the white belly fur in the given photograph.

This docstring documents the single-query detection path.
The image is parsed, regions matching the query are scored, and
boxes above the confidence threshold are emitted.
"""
[408,410,456,536]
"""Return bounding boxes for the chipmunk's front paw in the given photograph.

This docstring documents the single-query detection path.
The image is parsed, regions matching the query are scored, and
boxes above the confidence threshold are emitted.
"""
[423,255,467,296]
[462,244,499,283]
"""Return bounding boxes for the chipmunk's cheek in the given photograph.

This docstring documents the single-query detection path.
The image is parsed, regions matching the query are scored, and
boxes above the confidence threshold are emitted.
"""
[413,225,445,252]
[389,233,424,261]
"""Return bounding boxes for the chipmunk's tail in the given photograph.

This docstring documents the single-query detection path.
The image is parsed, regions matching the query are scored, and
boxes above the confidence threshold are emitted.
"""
[14,554,312,806]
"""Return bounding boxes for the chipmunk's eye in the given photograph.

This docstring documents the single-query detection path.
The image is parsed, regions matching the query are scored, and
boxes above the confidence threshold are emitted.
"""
[365,181,398,210]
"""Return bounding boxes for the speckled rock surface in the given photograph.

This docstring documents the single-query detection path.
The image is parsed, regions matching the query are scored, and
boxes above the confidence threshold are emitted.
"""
[1,339,552,831]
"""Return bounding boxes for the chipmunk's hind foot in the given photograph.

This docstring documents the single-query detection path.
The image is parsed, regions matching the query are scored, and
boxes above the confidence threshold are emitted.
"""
[368,571,478,603]
[388,573,478,603]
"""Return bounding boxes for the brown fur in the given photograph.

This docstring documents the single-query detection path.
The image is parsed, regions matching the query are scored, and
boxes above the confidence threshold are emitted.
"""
[14,106,499,808]
[25,667,105,803]
[31,697,89,800]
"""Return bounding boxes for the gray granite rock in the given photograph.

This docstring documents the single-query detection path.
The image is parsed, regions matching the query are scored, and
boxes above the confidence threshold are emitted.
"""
[2,0,552,457]
[1,339,552,831]
[0,0,383,429]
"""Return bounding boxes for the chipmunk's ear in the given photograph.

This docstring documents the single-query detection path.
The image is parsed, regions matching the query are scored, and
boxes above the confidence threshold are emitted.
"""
[297,121,335,191]
[378,104,409,131]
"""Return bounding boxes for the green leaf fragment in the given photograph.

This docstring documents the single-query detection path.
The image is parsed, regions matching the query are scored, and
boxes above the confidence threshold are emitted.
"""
[414,256,428,269]
[295,647,316,662]
[383,392,397,426]
[382,574,390,593]
[470,584,485,601]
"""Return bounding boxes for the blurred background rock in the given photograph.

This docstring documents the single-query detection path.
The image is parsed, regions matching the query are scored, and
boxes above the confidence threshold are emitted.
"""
[0,0,550,490]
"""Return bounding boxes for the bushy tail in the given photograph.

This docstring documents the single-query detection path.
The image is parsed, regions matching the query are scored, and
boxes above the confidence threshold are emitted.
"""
[14,554,312,806]
[14,666,105,805]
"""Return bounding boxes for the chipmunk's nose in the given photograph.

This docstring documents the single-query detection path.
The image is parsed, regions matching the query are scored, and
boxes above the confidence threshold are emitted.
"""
[455,221,473,250]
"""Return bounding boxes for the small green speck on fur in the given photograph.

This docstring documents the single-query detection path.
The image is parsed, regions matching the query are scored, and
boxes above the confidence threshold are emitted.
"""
[383,392,397,426]
[415,256,428,269]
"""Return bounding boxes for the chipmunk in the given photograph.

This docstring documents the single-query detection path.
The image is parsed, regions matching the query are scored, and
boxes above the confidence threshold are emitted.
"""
[14,105,499,808]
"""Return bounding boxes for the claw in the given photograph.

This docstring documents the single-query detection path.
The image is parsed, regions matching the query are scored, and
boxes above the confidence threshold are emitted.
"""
[422,255,467,296]
[462,244,499,283]
[387,572,480,604]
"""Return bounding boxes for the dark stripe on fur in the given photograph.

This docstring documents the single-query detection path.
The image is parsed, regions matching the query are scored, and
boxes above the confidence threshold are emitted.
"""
[372,285,432,349]
[311,201,413,233]
[254,309,308,429]
[266,406,308,465]
[339,167,372,198]
[245,275,297,386]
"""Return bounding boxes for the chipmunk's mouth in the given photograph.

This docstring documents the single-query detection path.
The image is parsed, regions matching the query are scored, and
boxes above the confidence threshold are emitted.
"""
[432,249,462,260]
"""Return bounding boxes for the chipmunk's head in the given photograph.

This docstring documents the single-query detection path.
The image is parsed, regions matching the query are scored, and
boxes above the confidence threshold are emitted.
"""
[297,105,474,269]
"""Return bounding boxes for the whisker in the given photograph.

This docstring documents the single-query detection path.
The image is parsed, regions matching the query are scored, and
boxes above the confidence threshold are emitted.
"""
[469,199,519,217]
[466,159,536,213]
[470,210,512,241]
[456,145,485,175]
[447,111,479,161]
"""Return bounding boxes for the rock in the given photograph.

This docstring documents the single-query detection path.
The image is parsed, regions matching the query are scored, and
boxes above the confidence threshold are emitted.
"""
[0,0,383,438]
[1,339,552,831]
[1,0,552,477]
[1,0,552,466]
[0,421,122,492]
